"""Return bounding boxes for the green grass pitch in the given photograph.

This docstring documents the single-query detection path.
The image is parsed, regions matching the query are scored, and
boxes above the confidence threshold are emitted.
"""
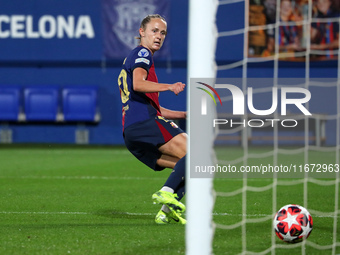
[0,145,339,254]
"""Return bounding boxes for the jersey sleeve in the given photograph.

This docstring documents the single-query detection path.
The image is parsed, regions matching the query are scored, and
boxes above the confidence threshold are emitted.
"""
[131,47,153,73]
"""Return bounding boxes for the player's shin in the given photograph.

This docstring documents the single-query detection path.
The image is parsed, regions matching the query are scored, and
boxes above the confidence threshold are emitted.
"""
[163,155,186,194]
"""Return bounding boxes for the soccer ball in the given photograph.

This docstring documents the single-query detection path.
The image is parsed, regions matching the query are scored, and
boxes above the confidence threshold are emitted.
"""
[273,204,313,243]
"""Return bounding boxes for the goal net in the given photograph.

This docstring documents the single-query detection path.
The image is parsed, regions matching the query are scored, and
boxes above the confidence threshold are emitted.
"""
[187,0,340,254]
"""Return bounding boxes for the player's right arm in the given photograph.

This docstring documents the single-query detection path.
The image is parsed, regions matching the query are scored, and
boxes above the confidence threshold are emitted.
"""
[133,67,185,95]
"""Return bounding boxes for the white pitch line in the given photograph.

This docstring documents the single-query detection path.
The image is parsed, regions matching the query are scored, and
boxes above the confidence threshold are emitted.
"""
[0,211,90,215]
[213,213,339,218]
[0,211,337,218]
[0,211,153,216]
[0,176,164,181]
[0,176,278,182]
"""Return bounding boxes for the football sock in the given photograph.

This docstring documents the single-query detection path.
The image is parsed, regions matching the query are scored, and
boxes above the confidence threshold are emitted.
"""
[161,205,171,213]
[175,180,185,201]
[160,186,174,193]
[163,155,186,194]
[159,156,186,212]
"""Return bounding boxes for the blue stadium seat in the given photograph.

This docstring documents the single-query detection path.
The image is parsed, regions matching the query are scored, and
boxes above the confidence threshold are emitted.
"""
[24,87,59,121]
[62,86,99,122]
[0,86,21,121]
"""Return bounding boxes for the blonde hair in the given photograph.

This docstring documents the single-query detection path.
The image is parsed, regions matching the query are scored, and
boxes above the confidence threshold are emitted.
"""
[135,14,167,41]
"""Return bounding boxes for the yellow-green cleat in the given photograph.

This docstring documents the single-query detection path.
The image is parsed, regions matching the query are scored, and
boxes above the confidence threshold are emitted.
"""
[152,190,186,214]
[155,210,187,225]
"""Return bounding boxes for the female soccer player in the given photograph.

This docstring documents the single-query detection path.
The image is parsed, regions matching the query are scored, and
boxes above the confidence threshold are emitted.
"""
[117,14,187,224]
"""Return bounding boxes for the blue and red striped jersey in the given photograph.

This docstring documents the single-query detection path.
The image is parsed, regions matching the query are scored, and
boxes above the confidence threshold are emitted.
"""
[118,46,162,130]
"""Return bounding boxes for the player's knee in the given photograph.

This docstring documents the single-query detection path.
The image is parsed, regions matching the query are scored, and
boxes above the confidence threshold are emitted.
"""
[172,134,187,155]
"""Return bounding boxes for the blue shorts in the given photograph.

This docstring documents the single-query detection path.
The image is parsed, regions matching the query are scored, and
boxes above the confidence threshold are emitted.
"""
[123,116,185,171]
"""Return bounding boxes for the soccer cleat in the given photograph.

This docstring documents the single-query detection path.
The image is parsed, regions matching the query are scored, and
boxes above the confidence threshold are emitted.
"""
[155,210,187,225]
[168,210,187,224]
[152,190,186,214]
[155,210,171,224]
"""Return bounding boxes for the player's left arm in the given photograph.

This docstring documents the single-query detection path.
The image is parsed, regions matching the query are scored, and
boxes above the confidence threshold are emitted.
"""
[160,106,186,120]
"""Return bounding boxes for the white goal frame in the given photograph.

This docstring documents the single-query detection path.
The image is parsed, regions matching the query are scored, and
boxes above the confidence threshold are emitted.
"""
[186,0,218,255]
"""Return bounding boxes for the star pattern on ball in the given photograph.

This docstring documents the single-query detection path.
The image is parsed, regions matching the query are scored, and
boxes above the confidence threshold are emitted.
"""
[274,205,313,243]
[282,211,299,229]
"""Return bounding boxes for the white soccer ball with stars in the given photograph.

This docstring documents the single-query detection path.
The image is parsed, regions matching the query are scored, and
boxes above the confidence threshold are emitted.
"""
[273,204,313,243]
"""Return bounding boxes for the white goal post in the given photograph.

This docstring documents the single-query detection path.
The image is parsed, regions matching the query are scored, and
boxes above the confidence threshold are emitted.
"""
[186,0,218,255]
